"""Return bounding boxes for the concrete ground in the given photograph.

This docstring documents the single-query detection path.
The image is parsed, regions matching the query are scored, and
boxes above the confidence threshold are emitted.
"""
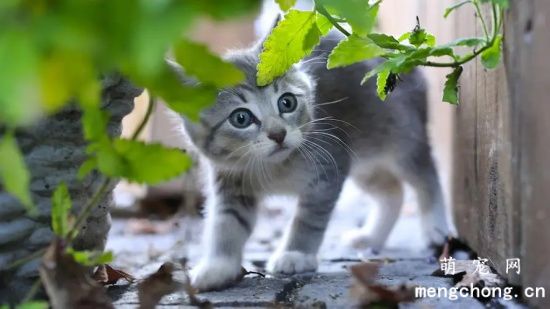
[106,181,524,308]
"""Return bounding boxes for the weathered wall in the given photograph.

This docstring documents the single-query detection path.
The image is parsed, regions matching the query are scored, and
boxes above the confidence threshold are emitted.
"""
[453,1,550,306]
[0,75,141,303]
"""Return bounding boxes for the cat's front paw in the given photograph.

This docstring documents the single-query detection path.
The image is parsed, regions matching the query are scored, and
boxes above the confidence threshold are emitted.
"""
[191,258,242,291]
[267,251,317,275]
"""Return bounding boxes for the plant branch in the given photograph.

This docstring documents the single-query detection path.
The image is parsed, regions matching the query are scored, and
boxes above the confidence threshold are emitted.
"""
[315,4,351,37]
[131,94,155,140]
[4,248,46,271]
[69,95,156,244]
[420,5,502,68]
[473,1,490,40]
[67,177,112,244]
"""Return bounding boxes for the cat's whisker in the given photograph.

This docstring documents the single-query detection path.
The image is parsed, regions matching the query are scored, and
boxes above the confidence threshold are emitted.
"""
[301,140,337,180]
[315,97,349,107]
[306,131,358,160]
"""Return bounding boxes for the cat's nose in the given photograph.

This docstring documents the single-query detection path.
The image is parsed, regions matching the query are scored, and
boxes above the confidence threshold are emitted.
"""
[267,129,287,145]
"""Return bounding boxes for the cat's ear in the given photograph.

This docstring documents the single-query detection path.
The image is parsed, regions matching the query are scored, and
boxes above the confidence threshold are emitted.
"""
[165,59,198,85]
[254,14,281,53]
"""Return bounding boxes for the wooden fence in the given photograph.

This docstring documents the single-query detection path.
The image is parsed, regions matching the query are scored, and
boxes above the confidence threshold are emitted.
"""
[453,1,550,306]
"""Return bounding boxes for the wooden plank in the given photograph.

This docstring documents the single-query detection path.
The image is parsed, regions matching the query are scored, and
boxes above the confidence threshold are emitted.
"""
[452,3,521,284]
[515,0,550,305]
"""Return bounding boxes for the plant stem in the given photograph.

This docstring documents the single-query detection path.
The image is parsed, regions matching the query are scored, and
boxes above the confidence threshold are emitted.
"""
[422,43,491,67]
[131,93,155,140]
[4,248,46,271]
[473,0,490,40]
[315,4,351,37]
[421,6,502,68]
[22,278,42,302]
[67,177,112,244]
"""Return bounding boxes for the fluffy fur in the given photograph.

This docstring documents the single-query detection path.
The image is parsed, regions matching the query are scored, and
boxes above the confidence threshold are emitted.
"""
[180,33,450,291]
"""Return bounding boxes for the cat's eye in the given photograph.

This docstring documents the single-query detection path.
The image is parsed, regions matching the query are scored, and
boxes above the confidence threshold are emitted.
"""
[229,108,254,128]
[277,93,297,113]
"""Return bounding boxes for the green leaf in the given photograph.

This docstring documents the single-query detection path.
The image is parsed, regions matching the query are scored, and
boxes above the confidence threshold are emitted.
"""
[445,37,486,48]
[82,107,109,142]
[78,158,97,180]
[276,0,297,11]
[409,28,427,48]
[96,139,192,184]
[0,132,33,213]
[67,248,113,266]
[40,51,100,111]
[362,58,400,84]
[426,34,436,47]
[376,69,391,101]
[16,301,49,309]
[481,35,502,69]
[173,39,245,88]
[303,23,322,52]
[316,0,379,35]
[138,63,218,121]
[430,46,455,57]
[316,13,333,35]
[480,0,509,9]
[0,30,40,126]
[443,66,463,104]
[398,32,411,42]
[444,0,472,18]
[51,182,72,237]
[327,35,384,69]
[367,33,412,51]
[257,10,318,86]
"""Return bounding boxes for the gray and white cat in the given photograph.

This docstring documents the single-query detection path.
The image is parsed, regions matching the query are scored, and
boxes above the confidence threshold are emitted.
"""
[179,32,450,291]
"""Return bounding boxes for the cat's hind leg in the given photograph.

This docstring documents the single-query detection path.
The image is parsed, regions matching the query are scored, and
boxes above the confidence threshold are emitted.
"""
[397,146,450,246]
[343,168,404,251]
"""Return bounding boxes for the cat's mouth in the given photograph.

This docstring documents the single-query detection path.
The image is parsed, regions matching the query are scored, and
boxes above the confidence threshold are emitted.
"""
[269,145,289,156]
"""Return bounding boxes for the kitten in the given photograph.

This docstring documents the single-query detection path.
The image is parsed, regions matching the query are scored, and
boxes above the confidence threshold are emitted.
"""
[178,32,450,291]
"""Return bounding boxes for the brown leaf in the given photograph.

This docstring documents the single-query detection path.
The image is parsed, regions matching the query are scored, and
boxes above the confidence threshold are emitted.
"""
[39,239,114,309]
[451,260,504,288]
[349,262,416,307]
[349,262,379,286]
[138,262,182,309]
[93,264,136,285]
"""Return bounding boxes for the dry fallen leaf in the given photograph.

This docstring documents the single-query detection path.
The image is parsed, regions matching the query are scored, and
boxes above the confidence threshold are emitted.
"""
[138,262,183,309]
[93,264,136,285]
[454,260,503,288]
[39,239,114,309]
[349,262,416,307]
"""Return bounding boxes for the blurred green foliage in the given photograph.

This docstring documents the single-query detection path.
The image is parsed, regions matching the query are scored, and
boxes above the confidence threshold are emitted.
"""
[0,0,258,212]
[261,0,508,105]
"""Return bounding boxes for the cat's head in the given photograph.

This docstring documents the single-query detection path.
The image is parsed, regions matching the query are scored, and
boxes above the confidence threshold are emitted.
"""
[181,48,316,168]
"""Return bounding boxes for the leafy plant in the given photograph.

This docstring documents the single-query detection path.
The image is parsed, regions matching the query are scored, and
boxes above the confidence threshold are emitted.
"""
[260,0,508,105]
[0,0,258,304]
[0,0,258,212]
